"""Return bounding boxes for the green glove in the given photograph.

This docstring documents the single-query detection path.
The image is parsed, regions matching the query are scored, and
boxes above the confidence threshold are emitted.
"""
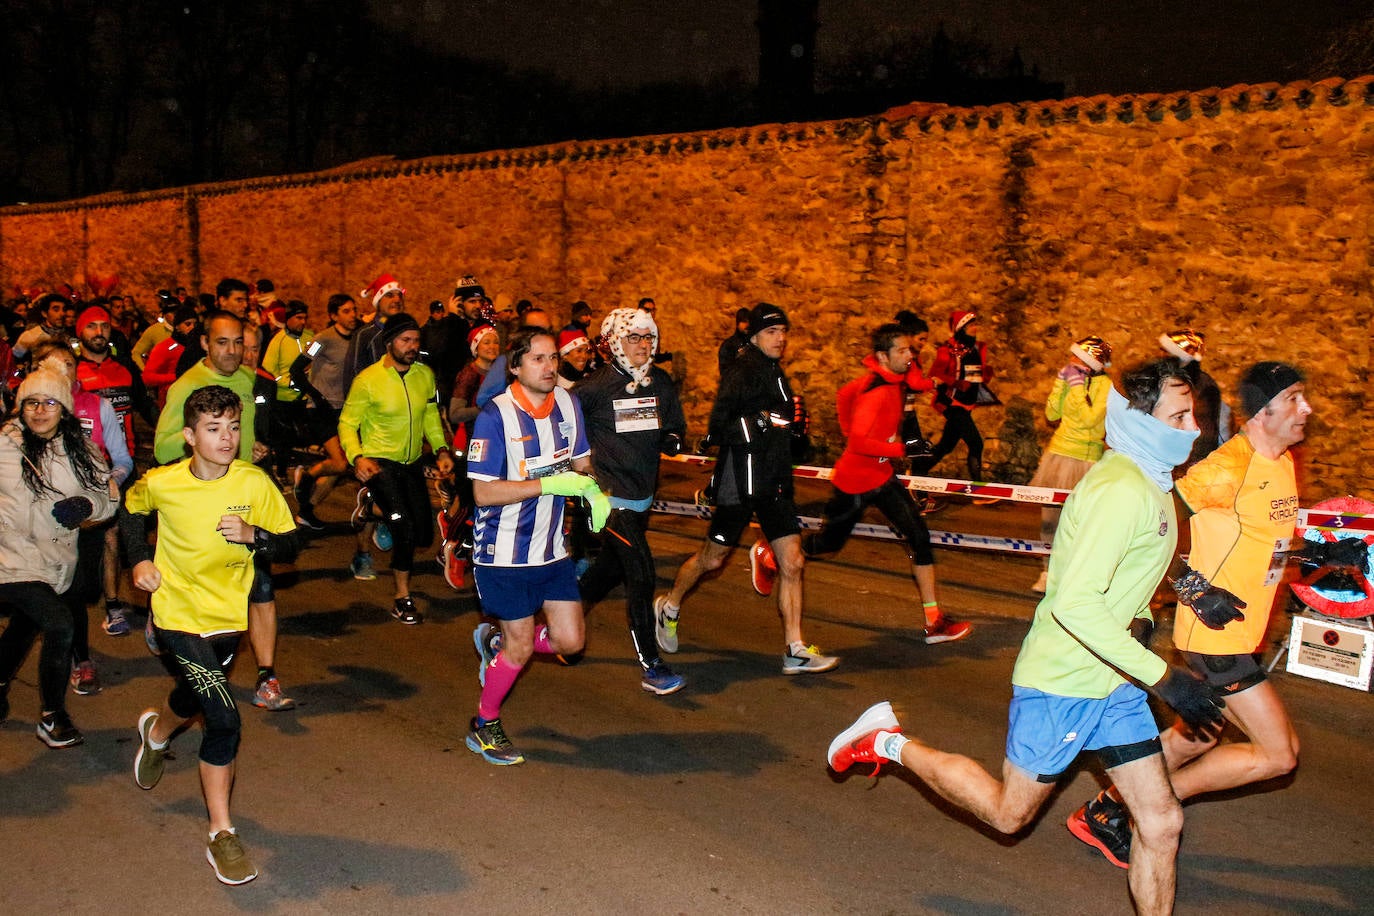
[540,471,595,498]
[586,488,611,532]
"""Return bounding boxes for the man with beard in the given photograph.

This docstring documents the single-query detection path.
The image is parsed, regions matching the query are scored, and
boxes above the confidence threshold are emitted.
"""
[74,304,155,636]
[338,314,453,624]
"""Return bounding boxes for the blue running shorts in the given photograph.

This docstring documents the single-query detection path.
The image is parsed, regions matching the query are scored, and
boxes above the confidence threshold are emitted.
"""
[1006,683,1159,782]
[473,558,581,621]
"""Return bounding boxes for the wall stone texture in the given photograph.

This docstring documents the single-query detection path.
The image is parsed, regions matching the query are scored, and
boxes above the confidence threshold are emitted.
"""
[3,77,1371,499]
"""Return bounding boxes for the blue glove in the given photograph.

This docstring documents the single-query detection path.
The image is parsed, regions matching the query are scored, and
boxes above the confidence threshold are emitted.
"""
[52,496,94,530]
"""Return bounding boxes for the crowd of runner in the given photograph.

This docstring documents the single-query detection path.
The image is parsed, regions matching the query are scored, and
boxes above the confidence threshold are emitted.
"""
[0,275,1364,909]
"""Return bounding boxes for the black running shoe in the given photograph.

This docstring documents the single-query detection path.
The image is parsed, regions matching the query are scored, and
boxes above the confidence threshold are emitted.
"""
[1067,791,1131,869]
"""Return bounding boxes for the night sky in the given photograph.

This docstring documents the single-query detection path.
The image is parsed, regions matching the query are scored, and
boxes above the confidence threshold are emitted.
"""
[372,0,1365,98]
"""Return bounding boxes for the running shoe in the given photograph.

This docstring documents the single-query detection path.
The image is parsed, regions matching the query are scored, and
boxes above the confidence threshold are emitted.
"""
[70,660,101,695]
[350,552,377,581]
[144,615,164,656]
[782,643,839,675]
[436,509,451,542]
[294,504,324,531]
[391,596,423,625]
[827,700,902,774]
[442,541,468,590]
[252,676,296,711]
[920,495,948,516]
[36,711,84,748]
[923,615,972,645]
[102,603,131,637]
[1067,791,1132,869]
[206,829,258,885]
[372,522,394,552]
[134,709,167,790]
[465,716,525,766]
[750,538,777,596]
[473,622,501,686]
[653,595,679,654]
[351,486,374,530]
[641,662,686,696]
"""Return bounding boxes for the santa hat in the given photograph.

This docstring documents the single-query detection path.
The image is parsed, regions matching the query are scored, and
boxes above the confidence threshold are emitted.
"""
[468,324,499,356]
[76,306,111,335]
[558,329,590,355]
[1158,328,1204,364]
[17,367,74,414]
[361,274,404,306]
[950,310,977,333]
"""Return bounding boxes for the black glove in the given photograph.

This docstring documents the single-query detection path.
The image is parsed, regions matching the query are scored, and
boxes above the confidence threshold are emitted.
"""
[1171,565,1246,630]
[52,496,94,530]
[660,432,683,457]
[1150,667,1226,734]
[904,435,935,459]
[1298,538,1370,573]
[1129,617,1155,649]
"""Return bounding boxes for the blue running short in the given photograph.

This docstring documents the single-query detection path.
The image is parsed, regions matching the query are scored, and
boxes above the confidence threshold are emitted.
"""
[1006,683,1159,783]
[473,558,581,621]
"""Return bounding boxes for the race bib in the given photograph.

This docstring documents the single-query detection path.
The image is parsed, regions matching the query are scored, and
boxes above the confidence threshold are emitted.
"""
[520,446,573,480]
[613,396,660,433]
[962,364,984,384]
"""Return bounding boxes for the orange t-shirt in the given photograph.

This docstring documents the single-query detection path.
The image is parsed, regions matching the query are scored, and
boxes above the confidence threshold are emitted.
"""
[1172,434,1299,654]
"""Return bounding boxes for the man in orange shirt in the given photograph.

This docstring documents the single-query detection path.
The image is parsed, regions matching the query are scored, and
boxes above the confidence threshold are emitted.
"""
[1070,361,1369,869]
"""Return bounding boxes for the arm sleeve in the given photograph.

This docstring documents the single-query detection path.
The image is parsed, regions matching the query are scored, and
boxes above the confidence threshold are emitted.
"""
[1047,484,1169,687]
[1174,449,1240,515]
[119,477,156,565]
[845,385,904,459]
[1044,377,1069,422]
[81,440,117,525]
[475,356,506,408]
[707,362,752,444]
[337,374,367,464]
[98,398,134,483]
[422,387,448,453]
[153,380,191,465]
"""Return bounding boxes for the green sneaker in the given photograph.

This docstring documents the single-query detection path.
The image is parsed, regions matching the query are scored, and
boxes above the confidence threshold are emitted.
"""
[206,829,258,885]
[134,709,167,790]
[465,717,525,766]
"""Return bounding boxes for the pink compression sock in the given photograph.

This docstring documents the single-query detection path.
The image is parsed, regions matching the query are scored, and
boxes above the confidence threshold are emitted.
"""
[478,652,524,721]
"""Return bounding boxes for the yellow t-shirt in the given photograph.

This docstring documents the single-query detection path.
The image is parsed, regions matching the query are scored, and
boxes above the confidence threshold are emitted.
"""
[125,459,295,636]
[1173,434,1299,654]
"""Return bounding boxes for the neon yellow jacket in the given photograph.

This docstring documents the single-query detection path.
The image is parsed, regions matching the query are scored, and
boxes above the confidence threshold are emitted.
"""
[263,328,314,402]
[1044,374,1110,462]
[338,359,446,464]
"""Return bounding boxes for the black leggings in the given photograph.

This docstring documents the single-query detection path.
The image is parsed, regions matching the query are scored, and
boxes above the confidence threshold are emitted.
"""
[803,478,935,567]
[0,581,76,715]
[158,627,243,767]
[369,459,434,573]
[578,508,659,669]
[914,406,983,481]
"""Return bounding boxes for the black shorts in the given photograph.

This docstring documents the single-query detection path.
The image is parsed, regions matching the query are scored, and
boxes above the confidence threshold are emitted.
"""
[1181,650,1266,695]
[305,406,342,447]
[708,497,801,547]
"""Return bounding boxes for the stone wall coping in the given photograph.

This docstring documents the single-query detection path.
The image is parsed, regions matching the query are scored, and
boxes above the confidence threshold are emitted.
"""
[4,75,1371,219]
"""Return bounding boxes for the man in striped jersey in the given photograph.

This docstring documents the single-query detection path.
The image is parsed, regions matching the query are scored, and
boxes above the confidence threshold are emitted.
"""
[465,328,609,766]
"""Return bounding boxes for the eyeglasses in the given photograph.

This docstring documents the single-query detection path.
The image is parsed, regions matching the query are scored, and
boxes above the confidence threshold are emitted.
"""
[22,398,62,412]
[623,333,654,344]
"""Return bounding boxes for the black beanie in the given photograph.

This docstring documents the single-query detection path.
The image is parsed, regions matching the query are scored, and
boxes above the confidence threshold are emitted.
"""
[172,304,198,327]
[747,302,789,337]
[1239,361,1303,417]
[735,307,752,323]
[379,312,420,348]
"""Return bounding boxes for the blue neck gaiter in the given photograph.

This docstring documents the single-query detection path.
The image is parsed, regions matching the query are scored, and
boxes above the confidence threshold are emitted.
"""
[1104,386,1199,492]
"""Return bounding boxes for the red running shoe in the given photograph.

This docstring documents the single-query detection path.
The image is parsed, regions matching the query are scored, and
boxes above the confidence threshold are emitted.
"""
[923,615,972,645]
[827,701,902,775]
[750,538,778,596]
[443,541,468,591]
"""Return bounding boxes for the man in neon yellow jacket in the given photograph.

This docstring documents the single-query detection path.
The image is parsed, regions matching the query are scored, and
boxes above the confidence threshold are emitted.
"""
[338,313,453,623]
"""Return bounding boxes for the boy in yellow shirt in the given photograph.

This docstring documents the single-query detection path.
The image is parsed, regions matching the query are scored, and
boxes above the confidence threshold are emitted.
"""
[121,386,298,885]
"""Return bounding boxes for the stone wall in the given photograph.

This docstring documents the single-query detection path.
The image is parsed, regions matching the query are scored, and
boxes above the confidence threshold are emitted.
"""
[3,77,1372,498]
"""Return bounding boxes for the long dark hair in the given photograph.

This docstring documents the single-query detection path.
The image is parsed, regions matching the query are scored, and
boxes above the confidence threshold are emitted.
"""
[13,409,106,497]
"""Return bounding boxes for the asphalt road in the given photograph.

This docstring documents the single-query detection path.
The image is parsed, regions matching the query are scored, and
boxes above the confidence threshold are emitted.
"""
[2,479,1372,915]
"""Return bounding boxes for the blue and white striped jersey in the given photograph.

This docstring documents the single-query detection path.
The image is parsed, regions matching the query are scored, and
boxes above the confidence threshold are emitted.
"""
[467,385,590,567]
